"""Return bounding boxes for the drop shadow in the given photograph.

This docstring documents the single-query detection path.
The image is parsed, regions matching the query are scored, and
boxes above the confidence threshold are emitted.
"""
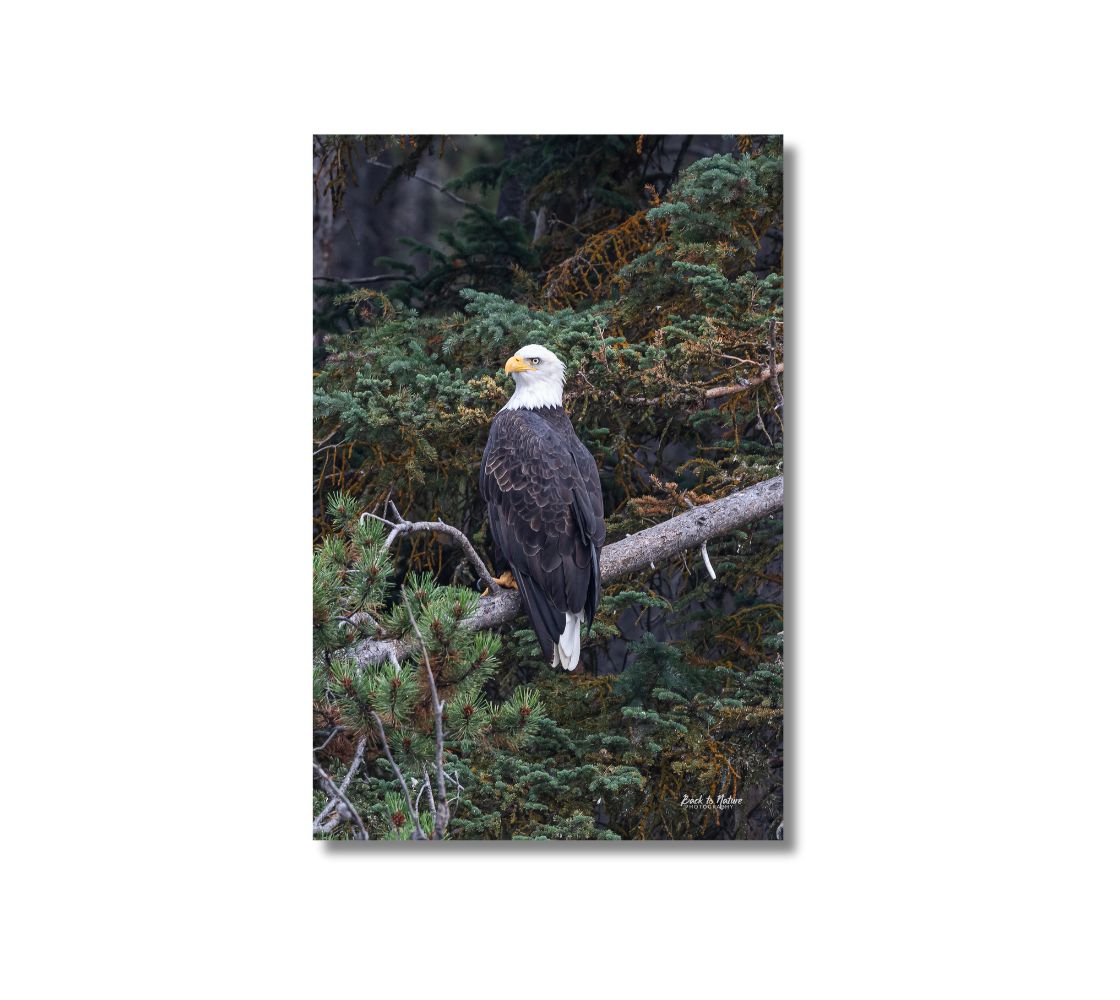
[318,139,799,855]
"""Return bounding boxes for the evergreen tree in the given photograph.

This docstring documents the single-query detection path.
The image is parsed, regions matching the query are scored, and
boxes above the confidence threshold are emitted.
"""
[314,135,784,839]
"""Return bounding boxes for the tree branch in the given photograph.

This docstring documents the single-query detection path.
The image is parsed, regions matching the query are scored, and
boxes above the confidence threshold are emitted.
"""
[401,592,449,839]
[352,475,783,667]
[370,710,427,840]
[705,362,784,400]
[765,317,784,410]
[363,505,498,592]
[313,760,369,840]
[368,158,472,207]
[313,735,367,830]
[626,364,784,406]
[338,737,367,796]
[314,274,400,285]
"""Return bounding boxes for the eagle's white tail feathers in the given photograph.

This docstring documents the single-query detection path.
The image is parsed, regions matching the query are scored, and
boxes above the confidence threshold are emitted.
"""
[554,611,584,671]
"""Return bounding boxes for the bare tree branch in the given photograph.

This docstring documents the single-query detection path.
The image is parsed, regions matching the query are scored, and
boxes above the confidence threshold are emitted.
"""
[401,591,449,839]
[313,736,367,830]
[705,362,784,400]
[363,507,498,592]
[626,364,784,406]
[370,710,427,840]
[338,737,367,795]
[368,158,472,207]
[313,761,369,840]
[765,317,784,410]
[418,768,435,820]
[313,726,343,752]
[314,274,400,285]
[352,474,783,667]
[700,541,717,580]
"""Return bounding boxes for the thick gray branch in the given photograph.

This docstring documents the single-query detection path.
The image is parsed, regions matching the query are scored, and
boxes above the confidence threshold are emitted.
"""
[351,475,783,667]
[600,475,783,578]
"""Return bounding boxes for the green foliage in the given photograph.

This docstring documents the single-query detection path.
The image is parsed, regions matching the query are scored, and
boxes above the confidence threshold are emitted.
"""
[313,503,631,839]
[645,150,781,246]
[376,206,538,310]
[313,136,784,839]
[613,634,705,707]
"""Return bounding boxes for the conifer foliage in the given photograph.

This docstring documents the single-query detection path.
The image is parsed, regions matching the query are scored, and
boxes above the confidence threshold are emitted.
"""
[314,136,784,839]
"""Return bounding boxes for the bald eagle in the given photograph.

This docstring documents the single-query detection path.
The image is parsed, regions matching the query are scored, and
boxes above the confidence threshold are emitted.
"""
[480,344,606,671]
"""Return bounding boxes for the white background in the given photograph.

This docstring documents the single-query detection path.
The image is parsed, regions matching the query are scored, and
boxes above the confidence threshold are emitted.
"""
[3,2,1117,997]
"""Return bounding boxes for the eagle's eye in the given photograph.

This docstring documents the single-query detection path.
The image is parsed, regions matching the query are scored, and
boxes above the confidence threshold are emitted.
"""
[530,357,540,365]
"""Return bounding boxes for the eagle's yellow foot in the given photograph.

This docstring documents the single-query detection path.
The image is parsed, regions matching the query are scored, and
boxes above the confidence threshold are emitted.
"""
[484,570,519,596]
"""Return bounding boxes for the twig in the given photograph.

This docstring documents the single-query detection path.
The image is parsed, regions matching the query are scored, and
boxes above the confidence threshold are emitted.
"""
[700,542,717,580]
[401,591,449,839]
[363,508,498,592]
[413,771,432,821]
[313,274,400,284]
[313,726,342,752]
[717,353,764,368]
[368,159,472,207]
[314,798,336,829]
[422,765,438,819]
[313,762,368,840]
[442,767,464,812]
[338,736,368,795]
[755,396,774,447]
[766,317,784,411]
[313,736,368,833]
[370,710,427,840]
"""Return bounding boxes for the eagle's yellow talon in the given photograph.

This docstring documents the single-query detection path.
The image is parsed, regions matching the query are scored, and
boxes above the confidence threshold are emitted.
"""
[483,570,519,596]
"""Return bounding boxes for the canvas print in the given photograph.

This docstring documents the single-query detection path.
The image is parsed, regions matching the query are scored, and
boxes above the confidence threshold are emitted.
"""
[313,136,784,840]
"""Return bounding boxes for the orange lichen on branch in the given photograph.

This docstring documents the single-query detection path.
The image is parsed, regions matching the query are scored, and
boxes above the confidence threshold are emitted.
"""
[541,208,668,309]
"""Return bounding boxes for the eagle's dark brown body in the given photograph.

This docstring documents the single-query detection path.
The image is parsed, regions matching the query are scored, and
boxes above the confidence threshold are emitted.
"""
[480,405,606,667]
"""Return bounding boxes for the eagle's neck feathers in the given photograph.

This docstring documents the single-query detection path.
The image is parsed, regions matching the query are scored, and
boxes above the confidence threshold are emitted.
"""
[502,378,564,411]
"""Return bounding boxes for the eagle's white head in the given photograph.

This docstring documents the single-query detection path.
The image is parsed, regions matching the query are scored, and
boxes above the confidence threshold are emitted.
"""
[502,343,566,411]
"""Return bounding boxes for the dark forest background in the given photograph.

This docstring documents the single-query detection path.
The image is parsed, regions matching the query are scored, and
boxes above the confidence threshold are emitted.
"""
[313,135,784,839]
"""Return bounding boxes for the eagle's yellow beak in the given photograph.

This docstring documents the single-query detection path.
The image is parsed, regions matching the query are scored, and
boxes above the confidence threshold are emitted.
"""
[505,355,534,374]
